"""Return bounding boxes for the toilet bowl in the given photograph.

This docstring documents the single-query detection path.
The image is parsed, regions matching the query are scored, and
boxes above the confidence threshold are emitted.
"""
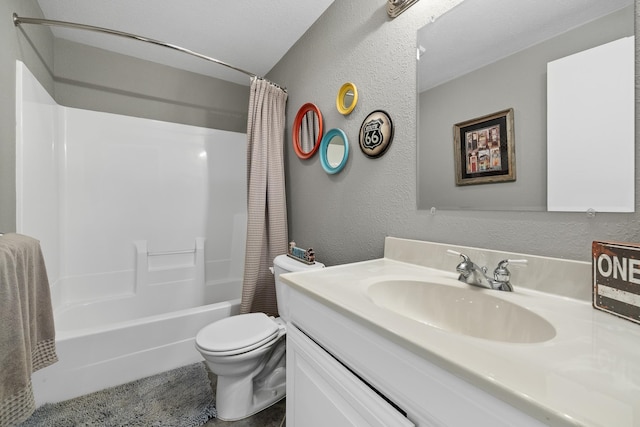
[195,254,324,421]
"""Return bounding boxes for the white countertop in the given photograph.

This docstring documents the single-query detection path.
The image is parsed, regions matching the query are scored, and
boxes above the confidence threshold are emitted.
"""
[280,241,640,427]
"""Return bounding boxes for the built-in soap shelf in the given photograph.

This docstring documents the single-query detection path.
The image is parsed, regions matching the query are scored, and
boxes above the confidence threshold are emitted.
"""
[134,238,205,292]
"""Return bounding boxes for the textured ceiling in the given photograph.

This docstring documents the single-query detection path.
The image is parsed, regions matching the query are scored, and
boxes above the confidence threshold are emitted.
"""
[418,0,633,92]
[36,0,335,86]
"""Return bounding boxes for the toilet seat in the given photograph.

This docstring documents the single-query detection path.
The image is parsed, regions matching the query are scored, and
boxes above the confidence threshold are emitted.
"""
[196,332,281,358]
[196,313,282,356]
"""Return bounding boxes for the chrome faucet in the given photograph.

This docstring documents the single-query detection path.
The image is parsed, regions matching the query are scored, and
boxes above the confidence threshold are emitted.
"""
[447,250,527,292]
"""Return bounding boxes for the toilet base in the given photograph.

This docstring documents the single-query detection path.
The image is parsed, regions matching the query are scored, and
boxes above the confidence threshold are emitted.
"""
[215,365,286,421]
[213,338,287,421]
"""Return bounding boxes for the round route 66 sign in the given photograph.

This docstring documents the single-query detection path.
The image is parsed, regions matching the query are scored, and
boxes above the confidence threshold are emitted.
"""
[359,110,393,158]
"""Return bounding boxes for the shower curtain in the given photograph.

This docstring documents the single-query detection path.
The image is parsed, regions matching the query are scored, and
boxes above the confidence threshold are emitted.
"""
[240,77,288,316]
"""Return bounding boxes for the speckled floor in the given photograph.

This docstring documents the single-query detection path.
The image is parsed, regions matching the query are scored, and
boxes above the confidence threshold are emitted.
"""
[204,367,287,427]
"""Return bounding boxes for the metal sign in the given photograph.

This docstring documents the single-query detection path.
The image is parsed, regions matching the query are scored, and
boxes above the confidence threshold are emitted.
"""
[592,241,640,325]
[359,110,394,158]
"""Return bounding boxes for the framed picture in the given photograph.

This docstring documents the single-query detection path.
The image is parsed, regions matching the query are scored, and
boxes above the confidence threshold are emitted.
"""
[453,108,515,186]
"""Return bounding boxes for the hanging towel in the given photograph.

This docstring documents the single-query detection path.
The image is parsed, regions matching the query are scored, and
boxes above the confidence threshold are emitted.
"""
[0,233,57,427]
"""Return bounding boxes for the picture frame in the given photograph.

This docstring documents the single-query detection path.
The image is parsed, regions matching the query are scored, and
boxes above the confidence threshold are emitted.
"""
[453,108,515,186]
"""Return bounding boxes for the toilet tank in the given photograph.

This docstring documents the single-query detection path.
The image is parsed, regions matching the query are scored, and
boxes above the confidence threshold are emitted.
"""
[273,254,324,321]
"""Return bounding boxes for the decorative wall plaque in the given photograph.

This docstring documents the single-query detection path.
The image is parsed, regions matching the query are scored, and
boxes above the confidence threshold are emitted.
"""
[593,241,640,325]
[359,110,393,158]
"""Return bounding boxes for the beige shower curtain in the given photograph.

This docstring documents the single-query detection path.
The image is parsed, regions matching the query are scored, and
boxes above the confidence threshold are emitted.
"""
[240,77,289,316]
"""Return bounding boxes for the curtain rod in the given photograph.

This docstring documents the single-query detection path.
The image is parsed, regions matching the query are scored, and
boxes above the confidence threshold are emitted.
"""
[12,13,267,83]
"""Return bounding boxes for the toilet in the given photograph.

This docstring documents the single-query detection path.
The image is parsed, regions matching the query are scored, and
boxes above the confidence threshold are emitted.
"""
[195,254,324,421]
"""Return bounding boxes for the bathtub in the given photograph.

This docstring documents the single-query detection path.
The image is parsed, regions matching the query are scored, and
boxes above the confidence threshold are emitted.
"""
[30,235,244,406]
[30,237,242,406]
[31,237,243,405]
[31,295,240,405]
[17,61,248,406]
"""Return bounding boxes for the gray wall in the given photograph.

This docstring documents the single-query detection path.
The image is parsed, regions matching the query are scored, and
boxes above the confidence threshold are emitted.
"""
[54,39,249,132]
[268,0,640,266]
[418,7,633,211]
[1,3,249,232]
[1,0,54,233]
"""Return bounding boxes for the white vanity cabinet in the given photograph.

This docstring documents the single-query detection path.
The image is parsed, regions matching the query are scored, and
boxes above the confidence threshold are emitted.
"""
[285,286,549,427]
[281,238,640,426]
[287,325,415,427]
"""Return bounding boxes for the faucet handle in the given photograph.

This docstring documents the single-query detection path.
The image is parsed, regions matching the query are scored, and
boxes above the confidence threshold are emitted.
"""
[493,259,527,282]
[447,250,475,277]
[447,249,472,263]
[446,249,469,264]
[497,258,528,268]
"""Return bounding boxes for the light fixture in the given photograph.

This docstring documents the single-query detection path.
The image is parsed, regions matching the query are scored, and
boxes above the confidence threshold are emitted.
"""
[387,0,420,18]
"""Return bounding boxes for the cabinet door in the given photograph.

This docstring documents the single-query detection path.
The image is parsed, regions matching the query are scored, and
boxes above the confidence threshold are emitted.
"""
[287,325,415,427]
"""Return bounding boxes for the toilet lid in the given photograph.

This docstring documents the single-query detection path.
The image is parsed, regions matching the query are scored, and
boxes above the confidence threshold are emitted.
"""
[196,313,280,353]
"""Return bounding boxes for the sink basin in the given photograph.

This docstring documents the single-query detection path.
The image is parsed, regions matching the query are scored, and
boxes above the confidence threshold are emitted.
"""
[368,280,556,343]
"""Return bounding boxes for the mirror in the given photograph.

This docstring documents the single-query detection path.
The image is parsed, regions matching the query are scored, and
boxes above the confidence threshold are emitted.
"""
[320,128,349,174]
[336,82,358,115]
[293,103,323,159]
[416,0,634,211]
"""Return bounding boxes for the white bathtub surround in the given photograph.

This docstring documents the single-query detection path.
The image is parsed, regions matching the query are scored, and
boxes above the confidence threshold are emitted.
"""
[16,61,246,404]
[281,237,640,427]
